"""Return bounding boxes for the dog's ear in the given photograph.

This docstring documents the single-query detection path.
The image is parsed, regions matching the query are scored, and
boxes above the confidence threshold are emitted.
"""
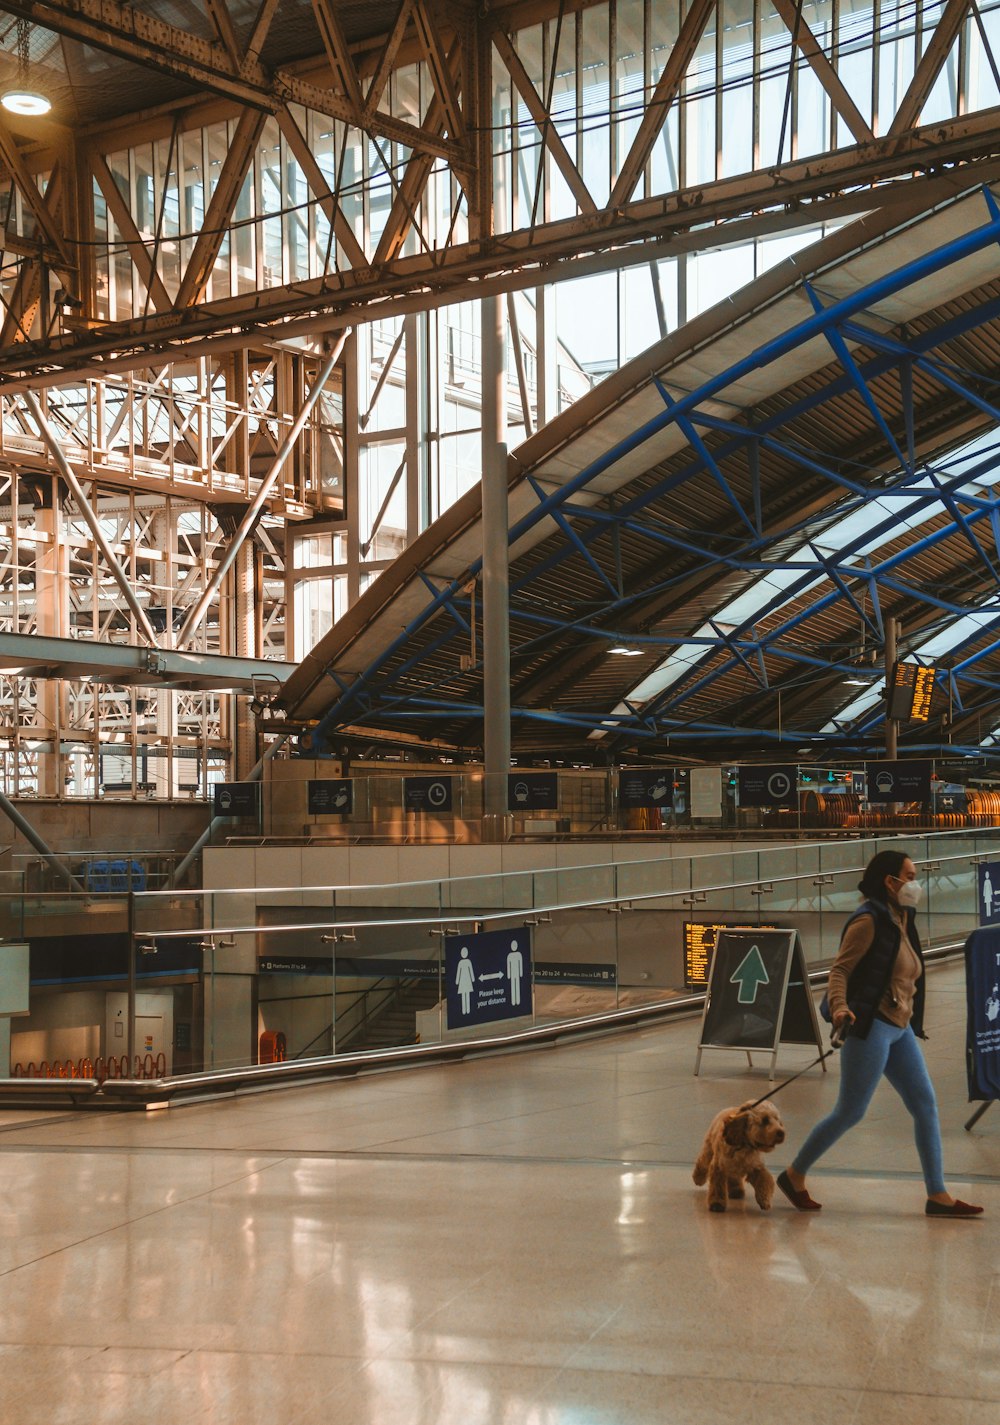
[724,1113,750,1148]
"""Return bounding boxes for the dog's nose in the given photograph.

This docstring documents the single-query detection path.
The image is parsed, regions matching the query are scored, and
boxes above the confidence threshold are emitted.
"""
[775,1129,786,1144]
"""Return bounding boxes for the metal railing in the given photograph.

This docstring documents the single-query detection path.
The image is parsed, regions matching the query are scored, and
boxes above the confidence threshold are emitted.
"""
[0,824,996,1105]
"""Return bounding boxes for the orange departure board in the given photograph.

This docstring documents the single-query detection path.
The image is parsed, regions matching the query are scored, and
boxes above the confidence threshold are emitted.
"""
[685,923,731,988]
[685,921,777,988]
[910,664,935,722]
[888,661,936,723]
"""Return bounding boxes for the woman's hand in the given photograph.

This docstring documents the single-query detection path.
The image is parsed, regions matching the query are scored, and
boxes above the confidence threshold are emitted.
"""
[833,1008,855,1031]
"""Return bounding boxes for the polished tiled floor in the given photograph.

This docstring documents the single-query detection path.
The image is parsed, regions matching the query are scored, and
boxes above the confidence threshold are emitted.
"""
[0,959,996,1424]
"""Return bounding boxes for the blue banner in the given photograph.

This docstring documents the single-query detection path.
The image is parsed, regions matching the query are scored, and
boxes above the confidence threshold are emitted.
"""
[977,863,1000,926]
[445,926,532,1028]
[965,926,1000,1101]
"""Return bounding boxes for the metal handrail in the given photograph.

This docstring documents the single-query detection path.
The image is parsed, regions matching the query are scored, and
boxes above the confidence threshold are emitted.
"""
[132,841,990,943]
[26,940,963,1107]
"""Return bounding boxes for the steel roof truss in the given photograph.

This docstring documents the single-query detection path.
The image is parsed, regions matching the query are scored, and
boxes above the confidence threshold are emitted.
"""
[653,380,757,536]
[803,282,908,471]
[525,475,621,599]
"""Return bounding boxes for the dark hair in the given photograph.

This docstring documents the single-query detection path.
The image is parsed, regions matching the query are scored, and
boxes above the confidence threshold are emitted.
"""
[858,849,910,900]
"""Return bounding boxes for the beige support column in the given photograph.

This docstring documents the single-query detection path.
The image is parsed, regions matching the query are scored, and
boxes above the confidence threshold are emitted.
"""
[34,490,68,798]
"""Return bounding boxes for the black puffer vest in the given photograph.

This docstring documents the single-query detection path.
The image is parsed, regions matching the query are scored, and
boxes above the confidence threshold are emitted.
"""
[838,896,926,1040]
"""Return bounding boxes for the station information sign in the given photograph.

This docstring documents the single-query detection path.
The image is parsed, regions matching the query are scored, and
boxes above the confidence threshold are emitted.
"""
[685,921,778,988]
[888,661,936,723]
[685,922,725,987]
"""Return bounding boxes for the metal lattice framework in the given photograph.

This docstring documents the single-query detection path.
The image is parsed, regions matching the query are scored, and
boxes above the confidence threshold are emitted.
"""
[280,181,1000,761]
[0,0,999,790]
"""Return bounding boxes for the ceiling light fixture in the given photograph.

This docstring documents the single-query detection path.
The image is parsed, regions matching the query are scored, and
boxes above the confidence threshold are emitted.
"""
[609,644,643,656]
[2,20,50,117]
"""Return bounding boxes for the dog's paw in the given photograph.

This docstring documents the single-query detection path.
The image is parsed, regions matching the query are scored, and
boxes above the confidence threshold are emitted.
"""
[709,1201,726,1212]
[727,1183,745,1199]
[692,1165,708,1186]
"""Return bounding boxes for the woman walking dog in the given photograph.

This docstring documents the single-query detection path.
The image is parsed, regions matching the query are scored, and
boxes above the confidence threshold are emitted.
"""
[778,849,983,1218]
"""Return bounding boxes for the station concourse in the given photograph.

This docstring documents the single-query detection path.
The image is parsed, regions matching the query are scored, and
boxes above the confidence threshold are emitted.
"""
[0,956,994,1425]
[1,6,1000,1425]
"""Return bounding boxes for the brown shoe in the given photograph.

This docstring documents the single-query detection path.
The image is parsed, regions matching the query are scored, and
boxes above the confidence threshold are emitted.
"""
[777,1169,822,1212]
[925,1198,983,1217]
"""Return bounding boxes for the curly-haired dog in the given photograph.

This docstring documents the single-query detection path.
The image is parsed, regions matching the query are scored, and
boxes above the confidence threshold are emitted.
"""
[693,1099,786,1212]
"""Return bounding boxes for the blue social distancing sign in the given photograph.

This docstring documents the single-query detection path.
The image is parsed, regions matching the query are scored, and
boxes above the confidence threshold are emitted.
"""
[965,925,1000,1100]
[445,927,532,1029]
[977,863,1000,926]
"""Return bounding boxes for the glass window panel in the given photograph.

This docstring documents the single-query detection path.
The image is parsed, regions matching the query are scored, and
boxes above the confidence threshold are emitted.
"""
[492,49,514,233]
[795,65,830,160]
[556,271,618,377]
[360,440,407,550]
[968,4,1000,110]
[580,5,609,204]
[689,243,754,318]
[621,264,670,360]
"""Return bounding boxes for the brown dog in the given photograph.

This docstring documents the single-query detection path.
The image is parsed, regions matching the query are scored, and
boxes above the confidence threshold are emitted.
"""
[693,1099,786,1212]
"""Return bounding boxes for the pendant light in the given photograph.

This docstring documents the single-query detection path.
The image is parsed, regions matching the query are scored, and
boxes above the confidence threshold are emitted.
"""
[2,19,50,117]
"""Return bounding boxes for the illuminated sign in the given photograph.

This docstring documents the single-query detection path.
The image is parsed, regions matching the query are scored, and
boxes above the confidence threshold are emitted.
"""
[888,661,936,723]
[685,921,778,988]
[684,923,729,988]
[910,664,935,722]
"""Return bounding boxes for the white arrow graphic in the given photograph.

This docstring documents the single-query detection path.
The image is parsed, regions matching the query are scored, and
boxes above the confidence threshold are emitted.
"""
[479,971,504,982]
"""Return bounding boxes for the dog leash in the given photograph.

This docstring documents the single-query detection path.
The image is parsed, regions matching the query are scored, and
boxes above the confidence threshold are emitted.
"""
[743,1026,848,1111]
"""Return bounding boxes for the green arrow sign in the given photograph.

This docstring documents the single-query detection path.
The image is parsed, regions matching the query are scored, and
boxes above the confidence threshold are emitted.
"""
[730,944,770,1004]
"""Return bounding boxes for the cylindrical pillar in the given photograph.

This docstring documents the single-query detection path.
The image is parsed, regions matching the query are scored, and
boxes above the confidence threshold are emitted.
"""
[885,616,898,760]
[481,294,510,833]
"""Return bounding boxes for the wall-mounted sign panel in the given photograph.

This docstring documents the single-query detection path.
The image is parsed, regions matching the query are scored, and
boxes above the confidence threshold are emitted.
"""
[507,772,558,811]
[737,764,797,808]
[308,779,353,815]
[619,769,673,810]
[865,760,932,803]
[213,782,260,817]
[690,766,723,818]
[403,776,453,813]
[445,927,532,1028]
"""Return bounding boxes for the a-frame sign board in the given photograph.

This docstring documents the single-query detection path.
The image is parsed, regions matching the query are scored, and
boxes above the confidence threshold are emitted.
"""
[694,928,825,1081]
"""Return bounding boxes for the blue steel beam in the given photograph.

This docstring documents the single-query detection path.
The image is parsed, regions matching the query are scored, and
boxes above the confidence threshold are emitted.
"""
[635,467,1000,726]
[307,193,1000,747]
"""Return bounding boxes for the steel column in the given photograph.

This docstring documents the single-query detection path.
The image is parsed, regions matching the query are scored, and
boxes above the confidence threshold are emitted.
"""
[481,293,510,826]
[885,615,899,759]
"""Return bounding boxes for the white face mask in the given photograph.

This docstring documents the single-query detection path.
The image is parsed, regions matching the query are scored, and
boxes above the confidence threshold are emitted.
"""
[896,878,922,908]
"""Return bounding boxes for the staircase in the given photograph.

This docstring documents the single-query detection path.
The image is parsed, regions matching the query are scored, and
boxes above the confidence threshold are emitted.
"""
[342,978,441,1051]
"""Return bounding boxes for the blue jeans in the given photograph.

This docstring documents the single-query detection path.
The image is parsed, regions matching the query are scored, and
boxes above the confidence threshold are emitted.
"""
[792,1019,945,1195]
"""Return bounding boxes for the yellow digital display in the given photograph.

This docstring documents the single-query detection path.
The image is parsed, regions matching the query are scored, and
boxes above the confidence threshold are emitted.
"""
[684,922,728,988]
[684,922,777,988]
[888,661,936,723]
[910,664,935,723]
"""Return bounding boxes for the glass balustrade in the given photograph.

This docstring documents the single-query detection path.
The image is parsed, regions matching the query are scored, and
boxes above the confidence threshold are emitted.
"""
[3,826,991,1089]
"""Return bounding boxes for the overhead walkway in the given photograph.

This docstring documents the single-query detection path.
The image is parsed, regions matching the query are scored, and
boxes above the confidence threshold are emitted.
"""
[0,956,993,1425]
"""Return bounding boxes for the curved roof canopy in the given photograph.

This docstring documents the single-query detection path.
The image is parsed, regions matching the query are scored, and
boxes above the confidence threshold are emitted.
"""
[279,175,1000,764]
